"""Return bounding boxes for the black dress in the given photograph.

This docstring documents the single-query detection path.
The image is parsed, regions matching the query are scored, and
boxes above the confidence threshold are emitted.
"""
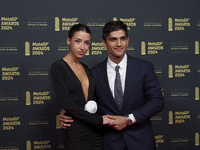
[51,59,103,150]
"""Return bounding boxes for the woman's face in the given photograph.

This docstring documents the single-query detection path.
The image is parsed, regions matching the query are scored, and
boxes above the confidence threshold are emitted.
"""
[67,31,91,59]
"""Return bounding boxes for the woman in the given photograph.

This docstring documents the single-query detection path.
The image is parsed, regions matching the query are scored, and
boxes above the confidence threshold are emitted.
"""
[51,24,112,150]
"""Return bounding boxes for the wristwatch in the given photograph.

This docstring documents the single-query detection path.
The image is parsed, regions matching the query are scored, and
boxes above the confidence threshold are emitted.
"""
[126,115,132,125]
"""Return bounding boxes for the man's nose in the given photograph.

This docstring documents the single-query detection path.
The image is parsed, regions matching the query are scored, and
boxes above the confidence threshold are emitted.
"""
[116,39,122,46]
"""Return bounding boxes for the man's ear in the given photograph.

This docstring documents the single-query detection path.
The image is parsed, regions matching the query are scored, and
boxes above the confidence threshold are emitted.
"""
[126,37,129,45]
[102,39,107,49]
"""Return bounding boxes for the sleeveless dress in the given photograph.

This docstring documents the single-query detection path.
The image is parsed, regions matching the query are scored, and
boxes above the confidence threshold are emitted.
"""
[51,59,103,150]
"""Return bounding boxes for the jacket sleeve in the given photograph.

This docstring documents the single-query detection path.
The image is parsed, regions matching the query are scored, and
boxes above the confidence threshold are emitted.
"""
[132,62,164,123]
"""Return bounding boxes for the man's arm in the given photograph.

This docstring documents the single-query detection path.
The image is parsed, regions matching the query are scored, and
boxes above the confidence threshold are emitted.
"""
[59,109,74,129]
[108,63,164,131]
[131,62,164,123]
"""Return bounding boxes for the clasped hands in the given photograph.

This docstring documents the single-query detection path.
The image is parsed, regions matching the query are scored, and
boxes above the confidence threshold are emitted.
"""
[59,109,127,131]
[103,115,127,131]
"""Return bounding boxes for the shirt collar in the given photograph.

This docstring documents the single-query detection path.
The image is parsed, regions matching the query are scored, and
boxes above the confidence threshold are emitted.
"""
[107,54,127,70]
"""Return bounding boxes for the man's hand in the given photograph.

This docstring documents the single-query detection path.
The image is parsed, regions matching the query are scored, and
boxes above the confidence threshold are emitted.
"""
[59,109,74,129]
[108,115,127,131]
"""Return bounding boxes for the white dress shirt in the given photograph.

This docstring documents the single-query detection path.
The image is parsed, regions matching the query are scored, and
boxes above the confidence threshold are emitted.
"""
[107,54,136,124]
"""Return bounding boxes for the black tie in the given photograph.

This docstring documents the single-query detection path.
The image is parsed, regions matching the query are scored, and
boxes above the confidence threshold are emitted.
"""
[114,65,123,110]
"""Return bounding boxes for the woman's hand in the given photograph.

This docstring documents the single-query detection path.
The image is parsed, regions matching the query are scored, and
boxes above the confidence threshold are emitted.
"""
[102,115,114,125]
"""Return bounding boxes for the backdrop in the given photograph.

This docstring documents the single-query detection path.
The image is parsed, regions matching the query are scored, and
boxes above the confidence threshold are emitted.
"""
[0,0,200,150]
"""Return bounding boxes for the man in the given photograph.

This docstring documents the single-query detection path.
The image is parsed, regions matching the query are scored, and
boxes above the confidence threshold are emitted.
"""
[59,21,164,150]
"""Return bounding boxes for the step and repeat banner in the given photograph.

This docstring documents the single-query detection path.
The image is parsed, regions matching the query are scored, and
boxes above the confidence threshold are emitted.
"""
[0,0,200,150]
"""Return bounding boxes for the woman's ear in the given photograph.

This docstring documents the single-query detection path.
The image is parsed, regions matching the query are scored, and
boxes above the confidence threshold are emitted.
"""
[67,37,70,47]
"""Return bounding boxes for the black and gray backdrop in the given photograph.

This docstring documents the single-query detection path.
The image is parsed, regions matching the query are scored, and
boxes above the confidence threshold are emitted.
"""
[0,0,200,150]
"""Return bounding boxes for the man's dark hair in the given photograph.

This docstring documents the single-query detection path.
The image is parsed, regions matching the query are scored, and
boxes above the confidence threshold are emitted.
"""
[102,21,128,41]
[68,24,91,39]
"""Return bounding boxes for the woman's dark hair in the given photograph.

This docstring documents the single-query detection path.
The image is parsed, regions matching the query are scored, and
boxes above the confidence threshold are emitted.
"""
[102,21,128,41]
[68,24,91,39]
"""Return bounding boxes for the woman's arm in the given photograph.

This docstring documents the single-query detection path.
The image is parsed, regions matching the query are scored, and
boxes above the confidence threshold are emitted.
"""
[51,62,103,125]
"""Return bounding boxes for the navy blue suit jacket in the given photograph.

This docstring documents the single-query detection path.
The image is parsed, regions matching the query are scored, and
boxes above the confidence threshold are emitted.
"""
[91,55,164,150]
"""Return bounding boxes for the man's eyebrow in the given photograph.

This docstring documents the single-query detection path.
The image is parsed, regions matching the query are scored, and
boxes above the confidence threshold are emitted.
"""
[108,37,116,39]
[108,36,127,39]
[120,36,127,38]
[110,36,127,38]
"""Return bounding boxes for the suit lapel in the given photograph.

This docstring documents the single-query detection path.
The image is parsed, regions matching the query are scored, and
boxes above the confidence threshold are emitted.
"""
[121,56,138,112]
[96,59,120,112]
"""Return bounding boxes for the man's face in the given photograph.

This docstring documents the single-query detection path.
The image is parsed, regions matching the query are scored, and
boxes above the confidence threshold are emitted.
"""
[102,30,129,63]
